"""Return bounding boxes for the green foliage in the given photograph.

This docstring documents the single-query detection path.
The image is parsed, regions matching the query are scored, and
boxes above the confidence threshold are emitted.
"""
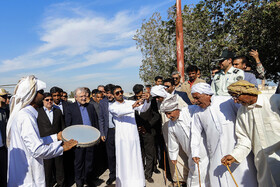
[135,0,280,83]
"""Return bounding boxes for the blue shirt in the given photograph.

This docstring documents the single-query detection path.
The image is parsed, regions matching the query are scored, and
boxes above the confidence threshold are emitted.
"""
[244,72,258,88]
[78,103,92,126]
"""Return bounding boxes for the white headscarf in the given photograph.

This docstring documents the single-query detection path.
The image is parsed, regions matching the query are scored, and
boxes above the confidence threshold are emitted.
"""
[150,85,170,98]
[160,94,179,112]
[6,75,46,147]
[191,83,214,95]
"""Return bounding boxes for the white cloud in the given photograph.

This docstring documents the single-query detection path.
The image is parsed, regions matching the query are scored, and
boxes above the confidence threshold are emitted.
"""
[113,55,142,69]
[0,1,172,92]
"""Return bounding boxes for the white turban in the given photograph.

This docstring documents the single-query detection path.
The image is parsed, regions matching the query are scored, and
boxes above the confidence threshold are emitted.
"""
[160,94,179,112]
[191,83,214,95]
[150,85,170,98]
[6,75,46,147]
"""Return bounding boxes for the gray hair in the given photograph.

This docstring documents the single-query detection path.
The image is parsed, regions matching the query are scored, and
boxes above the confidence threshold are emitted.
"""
[74,87,87,97]
[172,71,181,77]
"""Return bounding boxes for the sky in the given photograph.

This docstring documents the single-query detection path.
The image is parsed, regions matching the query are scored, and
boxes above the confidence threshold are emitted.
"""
[0,0,198,94]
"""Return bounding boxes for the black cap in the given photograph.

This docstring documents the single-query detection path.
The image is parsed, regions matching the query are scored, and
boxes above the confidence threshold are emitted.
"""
[214,49,235,62]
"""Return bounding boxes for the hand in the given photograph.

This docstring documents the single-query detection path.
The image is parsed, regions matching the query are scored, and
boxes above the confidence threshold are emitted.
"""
[57,131,62,141]
[249,49,260,62]
[192,157,200,164]
[221,155,236,167]
[138,126,146,134]
[132,100,143,108]
[63,139,78,152]
[101,136,106,142]
[142,92,151,103]
[171,160,177,165]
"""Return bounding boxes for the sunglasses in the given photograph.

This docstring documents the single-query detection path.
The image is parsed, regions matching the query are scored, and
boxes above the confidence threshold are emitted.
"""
[173,77,179,80]
[0,95,8,98]
[115,90,124,96]
[37,90,44,95]
[164,85,170,88]
[44,98,53,102]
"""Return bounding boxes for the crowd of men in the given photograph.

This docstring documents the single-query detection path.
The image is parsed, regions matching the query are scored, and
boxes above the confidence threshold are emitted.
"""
[0,48,279,187]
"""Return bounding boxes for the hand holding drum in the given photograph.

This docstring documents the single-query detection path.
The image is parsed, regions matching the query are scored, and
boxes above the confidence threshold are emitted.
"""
[57,131,78,151]
[61,125,100,148]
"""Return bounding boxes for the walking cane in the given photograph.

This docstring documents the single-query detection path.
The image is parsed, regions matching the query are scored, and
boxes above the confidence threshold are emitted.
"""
[226,165,239,187]
[175,164,181,187]
[177,160,201,187]
[197,162,201,187]
[164,151,167,185]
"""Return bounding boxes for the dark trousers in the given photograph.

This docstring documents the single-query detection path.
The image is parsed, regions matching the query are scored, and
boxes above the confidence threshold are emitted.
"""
[0,146,7,187]
[106,128,116,179]
[63,150,75,187]
[74,147,94,186]
[44,155,65,187]
[140,133,156,178]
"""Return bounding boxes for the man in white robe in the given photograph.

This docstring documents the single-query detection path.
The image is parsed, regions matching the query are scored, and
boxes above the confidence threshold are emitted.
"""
[191,83,257,187]
[6,75,77,187]
[160,95,209,187]
[108,85,151,187]
[222,80,280,186]
[150,85,189,185]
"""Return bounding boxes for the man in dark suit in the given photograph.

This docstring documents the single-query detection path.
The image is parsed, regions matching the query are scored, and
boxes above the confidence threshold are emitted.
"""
[128,84,161,183]
[98,84,116,185]
[37,92,65,187]
[163,78,192,105]
[50,87,69,116]
[65,87,98,187]
[0,88,8,187]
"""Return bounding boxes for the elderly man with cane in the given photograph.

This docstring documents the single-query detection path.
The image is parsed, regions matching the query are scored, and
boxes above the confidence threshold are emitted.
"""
[190,83,257,187]
[222,80,280,187]
[160,94,209,187]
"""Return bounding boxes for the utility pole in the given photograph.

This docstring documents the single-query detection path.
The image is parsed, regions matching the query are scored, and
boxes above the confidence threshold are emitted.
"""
[176,0,185,82]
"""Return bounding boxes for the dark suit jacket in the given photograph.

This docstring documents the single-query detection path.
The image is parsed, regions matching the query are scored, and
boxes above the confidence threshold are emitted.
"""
[0,108,8,146]
[98,97,110,138]
[37,107,65,137]
[65,102,98,128]
[128,96,160,135]
[174,90,192,105]
[61,100,69,115]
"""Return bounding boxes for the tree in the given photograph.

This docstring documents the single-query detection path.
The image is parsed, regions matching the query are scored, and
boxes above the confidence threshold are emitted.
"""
[135,0,280,84]
[135,12,177,84]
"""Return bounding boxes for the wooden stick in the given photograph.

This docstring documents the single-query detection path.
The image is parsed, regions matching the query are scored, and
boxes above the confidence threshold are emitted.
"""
[197,162,201,187]
[164,151,167,186]
[175,164,181,187]
[226,165,239,187]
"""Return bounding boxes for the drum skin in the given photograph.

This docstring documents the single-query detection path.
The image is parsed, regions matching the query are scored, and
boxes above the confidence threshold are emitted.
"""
[62,125,100,147]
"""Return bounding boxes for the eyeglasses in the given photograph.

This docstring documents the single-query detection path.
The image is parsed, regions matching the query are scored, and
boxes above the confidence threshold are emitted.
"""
[37,90,44,95]
[44,99,53,102]
[164,85,170,88]
[173,77,179,80]
[115,90,124,96]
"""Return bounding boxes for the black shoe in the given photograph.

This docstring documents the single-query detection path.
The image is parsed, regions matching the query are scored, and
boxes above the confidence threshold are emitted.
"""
[146,177,154,183]
[154,168,160,174]
[106,177,116,185]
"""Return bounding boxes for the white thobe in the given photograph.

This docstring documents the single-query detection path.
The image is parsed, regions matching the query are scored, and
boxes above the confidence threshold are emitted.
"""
[231,94,280,186]
[191,96,258,187]
[8,105,63,187]
[161,95,189,181]
[168,106,209,187]
[109,99,151,187]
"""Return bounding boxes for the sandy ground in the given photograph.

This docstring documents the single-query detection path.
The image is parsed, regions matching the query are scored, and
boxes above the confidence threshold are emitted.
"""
[71,168,169,187]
